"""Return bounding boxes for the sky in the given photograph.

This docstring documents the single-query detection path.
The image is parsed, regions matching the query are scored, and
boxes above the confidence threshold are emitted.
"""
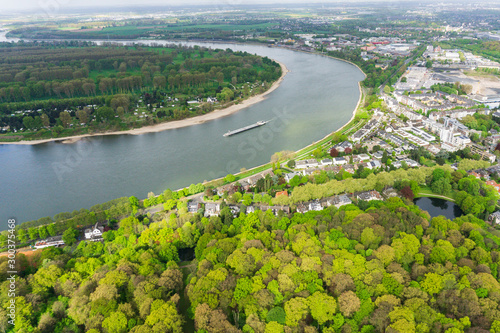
[4,0,276,11]
[0,0,450,13]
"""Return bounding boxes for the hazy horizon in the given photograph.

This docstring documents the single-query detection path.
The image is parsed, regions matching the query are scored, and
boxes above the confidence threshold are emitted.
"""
[1,0,488,14]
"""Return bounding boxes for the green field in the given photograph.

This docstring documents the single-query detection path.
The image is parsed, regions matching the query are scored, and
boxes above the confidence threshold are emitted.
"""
[55,22,277,37]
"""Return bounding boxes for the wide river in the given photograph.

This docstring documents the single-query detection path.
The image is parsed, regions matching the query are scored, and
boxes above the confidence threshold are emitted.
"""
[0,37,364,226]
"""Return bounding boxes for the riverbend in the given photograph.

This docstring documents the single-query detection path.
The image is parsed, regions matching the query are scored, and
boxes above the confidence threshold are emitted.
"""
[0,40,364,226]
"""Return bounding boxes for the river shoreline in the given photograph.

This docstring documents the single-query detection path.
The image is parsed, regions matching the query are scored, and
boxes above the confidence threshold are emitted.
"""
[0,61,289,146]
[0,38,367,227]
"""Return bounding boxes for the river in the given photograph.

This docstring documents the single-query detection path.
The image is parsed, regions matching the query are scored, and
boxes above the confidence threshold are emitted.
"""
[0,37,364,227]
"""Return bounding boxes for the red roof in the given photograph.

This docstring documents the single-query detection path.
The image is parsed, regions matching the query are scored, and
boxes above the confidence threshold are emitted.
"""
[486,180,500,193]
[276,190,288,197]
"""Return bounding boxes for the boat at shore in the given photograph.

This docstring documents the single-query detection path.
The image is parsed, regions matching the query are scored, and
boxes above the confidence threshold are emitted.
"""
[223,120,267,137]
[33,236,65,249]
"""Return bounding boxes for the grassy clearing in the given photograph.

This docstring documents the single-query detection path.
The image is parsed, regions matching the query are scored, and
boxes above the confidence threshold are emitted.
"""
[416,186,456,202]
[463,70,499,79]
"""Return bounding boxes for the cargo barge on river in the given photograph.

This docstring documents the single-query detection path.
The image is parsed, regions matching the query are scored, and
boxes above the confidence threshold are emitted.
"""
[223,120,267,137]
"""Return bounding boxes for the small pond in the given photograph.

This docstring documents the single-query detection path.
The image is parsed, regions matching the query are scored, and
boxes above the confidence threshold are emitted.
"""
[413,197,463,220]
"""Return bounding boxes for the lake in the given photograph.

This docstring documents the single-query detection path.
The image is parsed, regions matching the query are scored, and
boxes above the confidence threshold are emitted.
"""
[0,39,365,227]
[413,197,463,220]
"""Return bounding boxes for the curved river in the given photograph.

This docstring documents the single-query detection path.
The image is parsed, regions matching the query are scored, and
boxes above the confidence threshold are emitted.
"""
[0,39,364,225]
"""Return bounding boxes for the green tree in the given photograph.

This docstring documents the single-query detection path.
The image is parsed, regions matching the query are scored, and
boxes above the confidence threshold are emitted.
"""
[62,227,78,246]
[145,300,184,332]
[46,224,56,237]
[284,298,309,327]
[224,174,236,183]
[265,321,284,333]
[266,307,286,325]
[430,239,456,264]
[391,233,420,266]
[38,226,48,239]
[40,113,50,127]
[234,277,253,302]
[76,109,89,124]
[308,292,337,325]
[420,273,444,296]
[431,178,452,195]
[28,227,39,240]
[18,229,28,243]
[102,311,128,333]
[59,111,72,128]
[96,106,115,123]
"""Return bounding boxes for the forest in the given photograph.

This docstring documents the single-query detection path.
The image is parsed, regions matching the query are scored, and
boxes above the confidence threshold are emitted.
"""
[0,41,281,141]
[2,164,500,332]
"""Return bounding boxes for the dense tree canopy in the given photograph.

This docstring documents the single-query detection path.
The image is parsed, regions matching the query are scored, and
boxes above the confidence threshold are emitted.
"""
[0,41,281,140]
[2,194,500,332]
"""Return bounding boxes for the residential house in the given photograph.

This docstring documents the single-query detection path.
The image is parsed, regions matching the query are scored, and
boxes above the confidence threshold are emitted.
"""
[486,180,500,194]
[321,159,333,166]
[239,180,251,192]
[468,171,482,179]
[248,174,263,186]
[404,159,420,167]
[228,205,240,217]
[366,160,382,169]
[333,157,348,165]
[343,164,356,174]
[296,203,309,214]
[260,205,291,216]
[276,190,288,197]
[188,201,200,213]
[261,170,275,178]
[357,190,383,202]
[330,194,352,208]
[382,187,399,198]
[488,211,500,225]
[333,141,353,153]
[217,184,236,196]
[302,168,319,176]
[476,169,490,179]
[352,154,371,163]
[486,164,500,177]
[246,206,256,214]
[296,159,319,169]
[285,171,302,183]
[204,202,221,217]
[85,223,104,240]
[247,170,274,186]
[309,200,323,211]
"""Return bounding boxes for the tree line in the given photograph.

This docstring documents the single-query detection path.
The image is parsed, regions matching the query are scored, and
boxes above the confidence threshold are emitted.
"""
[0,42,280,106]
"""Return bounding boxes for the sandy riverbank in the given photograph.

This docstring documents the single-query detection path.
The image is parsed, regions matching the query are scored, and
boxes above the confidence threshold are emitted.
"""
[1,61,289,146]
